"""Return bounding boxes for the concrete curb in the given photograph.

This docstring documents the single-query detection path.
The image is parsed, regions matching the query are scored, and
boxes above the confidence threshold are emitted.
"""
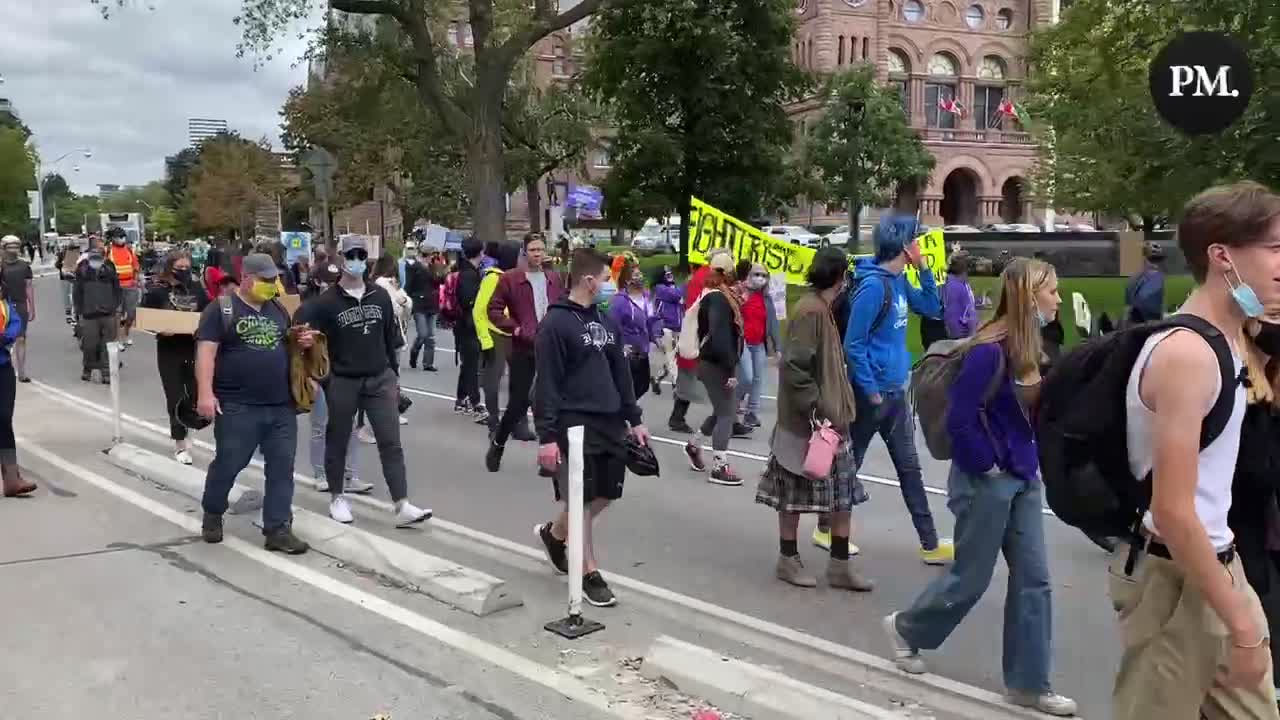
[642,635,907,720]
[107,443,263,514]
[106,442,522,617]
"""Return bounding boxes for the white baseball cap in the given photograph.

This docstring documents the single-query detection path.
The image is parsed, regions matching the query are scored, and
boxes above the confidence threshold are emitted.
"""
[1,235,20,248]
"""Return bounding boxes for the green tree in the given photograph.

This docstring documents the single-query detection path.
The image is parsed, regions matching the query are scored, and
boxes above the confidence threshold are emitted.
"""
[234,0,606,242]
[188,136,285,241]
[42,173,71,212]
[149,206,182,239]
[1026,0,1280,229]
[584,0,807,268]
[0,128,37,236]
[808,65,934,247]
[51,194,102,235]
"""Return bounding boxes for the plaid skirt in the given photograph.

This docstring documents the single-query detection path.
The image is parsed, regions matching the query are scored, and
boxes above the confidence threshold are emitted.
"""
[754,443,868,514]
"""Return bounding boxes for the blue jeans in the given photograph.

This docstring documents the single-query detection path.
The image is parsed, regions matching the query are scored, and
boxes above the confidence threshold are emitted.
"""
[850,389,938,550]
[202,402,297,534]
[309,385,358,480]
[735,343,767,415]
[411,311,436,368]
[896,466,1053,694]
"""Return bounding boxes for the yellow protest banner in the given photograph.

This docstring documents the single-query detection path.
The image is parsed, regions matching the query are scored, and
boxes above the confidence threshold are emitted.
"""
[686,197,946,287]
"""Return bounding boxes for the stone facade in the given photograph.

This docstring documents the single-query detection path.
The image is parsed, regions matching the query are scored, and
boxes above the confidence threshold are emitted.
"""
[789,0,1061,227]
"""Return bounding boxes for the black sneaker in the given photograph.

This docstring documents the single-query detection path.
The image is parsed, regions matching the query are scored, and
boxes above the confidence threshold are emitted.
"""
[669,419,694,434]
[583,570,617,607]
[485,440,504,472]
[743,412,761,428]
[652,380,662,396]
[535,522,568,575]
[202,513,224,544]
[709,464,744,486]
[424,365,438,372]
[81,370,92,382]
[408,357,418,369]
[101,373,111,385]
[731,422,753,438]
[453,400,471,414]
[473,408,490,425]
[685,442,706,472]
[264,528,310,555]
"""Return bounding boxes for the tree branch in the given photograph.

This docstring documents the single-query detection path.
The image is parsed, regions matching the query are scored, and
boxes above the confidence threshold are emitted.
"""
[496,0,605,73]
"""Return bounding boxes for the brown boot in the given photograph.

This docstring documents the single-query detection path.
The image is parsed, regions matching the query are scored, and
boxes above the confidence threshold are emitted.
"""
[826,558,875,592]
[2,463,37,497]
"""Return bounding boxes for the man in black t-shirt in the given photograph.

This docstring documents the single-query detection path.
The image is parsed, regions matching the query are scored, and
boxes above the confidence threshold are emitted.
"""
[194,253,311,554]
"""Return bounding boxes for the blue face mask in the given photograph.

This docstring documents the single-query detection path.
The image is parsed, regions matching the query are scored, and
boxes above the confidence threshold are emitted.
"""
[1225,254,1266,318]
[344,259,367,277]
[593,279,617,305]
[1036,308,1048,328]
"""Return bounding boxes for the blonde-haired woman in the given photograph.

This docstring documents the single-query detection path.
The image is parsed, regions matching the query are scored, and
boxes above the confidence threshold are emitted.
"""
[883,258,1076,717]
[1228,311,1280,704]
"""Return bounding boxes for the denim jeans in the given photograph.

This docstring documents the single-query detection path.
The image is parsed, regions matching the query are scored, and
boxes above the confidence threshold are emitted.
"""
[202,402,297,534]
[411,311,435,368]
[896,466,1053,694]
[309,383,359,480]
[850,389,938,550]
[735,343,767,414]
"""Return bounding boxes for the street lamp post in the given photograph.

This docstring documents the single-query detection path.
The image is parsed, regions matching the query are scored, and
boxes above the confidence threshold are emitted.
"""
[37,147,92,237]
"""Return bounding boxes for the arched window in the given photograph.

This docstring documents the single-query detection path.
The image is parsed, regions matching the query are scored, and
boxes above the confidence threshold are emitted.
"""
[975,55,1009,130]
[925,53,959,130]
[887,49,911,120]
[902,0,925,22]
[552,44,569,77]
[965,4,984,28]
[978,55,1006,80]
[996,8,1014,30]
[837,35,845,65]
[862,37,869,60]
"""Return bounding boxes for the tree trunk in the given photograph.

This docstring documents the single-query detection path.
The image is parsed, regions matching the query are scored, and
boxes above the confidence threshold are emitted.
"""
[1141,215,1155,235]
[526,178,543,234]
[847,195,861,253]
[467,88,508,242]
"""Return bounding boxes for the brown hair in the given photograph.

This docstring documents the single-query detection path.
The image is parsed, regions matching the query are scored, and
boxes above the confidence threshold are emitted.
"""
[157,250,193,286]
[569,248,608,287]
[1178,181,1280,282]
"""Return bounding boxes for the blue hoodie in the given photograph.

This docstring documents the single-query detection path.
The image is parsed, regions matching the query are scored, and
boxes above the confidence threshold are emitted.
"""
[844,257,941,394]
[0,300,22,367]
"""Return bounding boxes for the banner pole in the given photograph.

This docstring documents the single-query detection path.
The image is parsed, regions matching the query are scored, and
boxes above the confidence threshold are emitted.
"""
[108,341,123,445]
[544,425,604,639]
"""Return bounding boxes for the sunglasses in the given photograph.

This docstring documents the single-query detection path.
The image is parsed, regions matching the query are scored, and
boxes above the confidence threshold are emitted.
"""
[343,249,369,261]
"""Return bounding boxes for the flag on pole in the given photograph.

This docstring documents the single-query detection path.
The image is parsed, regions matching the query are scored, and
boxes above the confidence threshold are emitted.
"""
[998,98,1027,123]
[938,97,967,117]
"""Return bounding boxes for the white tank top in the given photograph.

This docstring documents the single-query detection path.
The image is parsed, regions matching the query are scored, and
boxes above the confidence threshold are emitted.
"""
[1125,328,1244,550]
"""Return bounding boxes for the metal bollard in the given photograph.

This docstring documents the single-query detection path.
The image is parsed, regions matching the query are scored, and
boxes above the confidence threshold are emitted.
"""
[108,341,123,445]
[544,425,604,639]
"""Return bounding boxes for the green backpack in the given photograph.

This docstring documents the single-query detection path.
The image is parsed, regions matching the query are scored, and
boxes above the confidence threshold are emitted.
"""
[909,339,1006,461]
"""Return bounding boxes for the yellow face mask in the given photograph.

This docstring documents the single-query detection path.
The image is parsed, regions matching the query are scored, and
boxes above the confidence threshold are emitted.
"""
[251,280,280,302]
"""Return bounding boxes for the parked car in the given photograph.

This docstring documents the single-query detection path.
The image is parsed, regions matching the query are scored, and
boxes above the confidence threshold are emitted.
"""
[825,225,851,245]
[631,218,678,253]
[762,225,822,248]
[942,224,982,233]
[1007,223,1042,233]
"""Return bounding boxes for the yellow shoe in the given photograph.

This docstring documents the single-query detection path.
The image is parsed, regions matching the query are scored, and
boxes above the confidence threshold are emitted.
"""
[920,539,955,566]
[812,527,831,551]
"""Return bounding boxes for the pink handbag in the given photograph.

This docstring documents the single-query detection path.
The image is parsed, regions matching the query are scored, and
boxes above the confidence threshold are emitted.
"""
[804,417,842,480]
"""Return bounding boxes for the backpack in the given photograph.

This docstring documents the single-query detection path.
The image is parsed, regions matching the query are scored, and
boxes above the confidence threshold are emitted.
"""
[676,289,712,360]
[1037,314,1238,542]
[218,294,291,337]
[439,270,462,327]
[833,273,893,342]
[910,339,1008,461]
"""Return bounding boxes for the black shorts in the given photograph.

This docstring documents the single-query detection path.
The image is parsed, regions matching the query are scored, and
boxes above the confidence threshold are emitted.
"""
[551,421,627,503]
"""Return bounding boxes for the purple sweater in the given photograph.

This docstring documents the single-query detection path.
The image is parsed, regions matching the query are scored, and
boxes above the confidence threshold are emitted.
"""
[610,290,660,353]
[652,283,684,332]
[942,276,977,339]
[945,342,1039,482]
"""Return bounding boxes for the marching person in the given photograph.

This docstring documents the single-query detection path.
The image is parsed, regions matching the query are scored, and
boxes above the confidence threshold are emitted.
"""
[105,227,142,348]
[195,253,310,554]
[141,250,209,464]
[0,273,34,497]
[73,247,123,384]
[299,237,432,528]
[56,239,81,325]
[883,258,1075,716]
[485,233,561,471]
[649,266,683,395]
[452,237,485,415]
[533,248,649,607]
[736,262,780,428]
[609,259,658,400]
[0,236,34,383]
[475,242,518,430]
[404,241,442,372]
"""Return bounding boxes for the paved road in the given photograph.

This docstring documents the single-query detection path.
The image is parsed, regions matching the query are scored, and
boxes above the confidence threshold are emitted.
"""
[19,275,1122,718]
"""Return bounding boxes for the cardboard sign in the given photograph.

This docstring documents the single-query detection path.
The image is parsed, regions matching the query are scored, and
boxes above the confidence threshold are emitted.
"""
[136,308,200,335]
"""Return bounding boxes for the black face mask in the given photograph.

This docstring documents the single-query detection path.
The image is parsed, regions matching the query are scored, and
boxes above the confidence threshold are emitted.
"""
[174,269,192,284]
[1254,321,1280,357]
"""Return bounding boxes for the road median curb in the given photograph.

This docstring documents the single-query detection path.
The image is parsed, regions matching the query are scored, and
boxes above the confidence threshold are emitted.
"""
[105,442,522,617]
[642,635,906,720]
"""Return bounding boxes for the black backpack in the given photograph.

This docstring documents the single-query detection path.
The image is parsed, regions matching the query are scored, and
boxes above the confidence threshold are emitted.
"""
[1038,314,1239,542]
[832,272,893,342]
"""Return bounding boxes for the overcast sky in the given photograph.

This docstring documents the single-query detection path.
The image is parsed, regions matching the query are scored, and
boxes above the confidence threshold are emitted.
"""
[0,0,317,194]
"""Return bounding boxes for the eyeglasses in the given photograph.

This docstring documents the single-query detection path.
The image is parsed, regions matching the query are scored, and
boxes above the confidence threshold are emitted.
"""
[343,249,368,261]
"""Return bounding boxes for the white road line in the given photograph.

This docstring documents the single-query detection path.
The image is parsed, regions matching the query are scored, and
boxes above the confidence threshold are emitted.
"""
[17,436,654,720]
[24,378,1059,714]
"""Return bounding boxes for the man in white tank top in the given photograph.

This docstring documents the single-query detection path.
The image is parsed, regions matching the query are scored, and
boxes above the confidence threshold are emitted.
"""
[1111,182,1280,720]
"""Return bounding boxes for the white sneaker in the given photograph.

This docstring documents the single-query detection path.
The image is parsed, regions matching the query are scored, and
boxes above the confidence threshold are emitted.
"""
[125,338,134,347]
[398,415,409,426]
[882,613,927,675]
[357,427,377,445]
[343,476,374,494]
[174,449,193,465]
[1005,691,1077,717]
[394,500,432,528]
[328,496,354,524]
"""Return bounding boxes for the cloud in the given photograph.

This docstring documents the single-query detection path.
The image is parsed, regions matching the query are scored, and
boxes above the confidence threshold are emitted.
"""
[0,0,316,194]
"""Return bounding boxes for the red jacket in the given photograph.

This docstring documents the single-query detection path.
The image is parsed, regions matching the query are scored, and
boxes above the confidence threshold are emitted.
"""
[676,265,711,371]
[488,268,564,352]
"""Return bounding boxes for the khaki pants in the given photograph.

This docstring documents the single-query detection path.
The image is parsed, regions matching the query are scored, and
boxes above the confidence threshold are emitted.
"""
[1110,543,1280,720]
